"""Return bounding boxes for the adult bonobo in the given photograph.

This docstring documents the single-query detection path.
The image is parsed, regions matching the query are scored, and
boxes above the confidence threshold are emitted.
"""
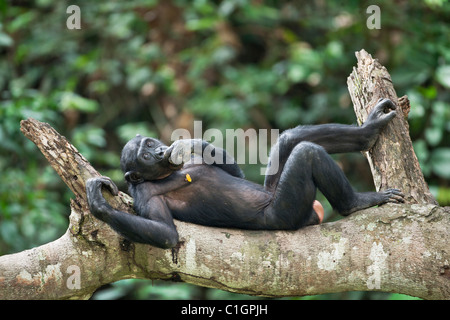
[86,98,404,248]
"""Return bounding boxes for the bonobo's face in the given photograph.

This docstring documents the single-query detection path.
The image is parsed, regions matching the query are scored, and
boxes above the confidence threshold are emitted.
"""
[121,134,172,184]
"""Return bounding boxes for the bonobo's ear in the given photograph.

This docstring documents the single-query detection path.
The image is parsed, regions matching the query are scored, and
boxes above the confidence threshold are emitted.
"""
[125,171,144,185]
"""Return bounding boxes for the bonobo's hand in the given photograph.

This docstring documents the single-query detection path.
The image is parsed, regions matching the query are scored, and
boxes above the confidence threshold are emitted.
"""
[86,176,119,222]
[164,139,193,167]
[365,98,397,130]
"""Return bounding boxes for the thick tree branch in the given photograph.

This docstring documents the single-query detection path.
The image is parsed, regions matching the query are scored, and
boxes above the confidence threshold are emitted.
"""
[1,202,449,299]
[0,50,448,300]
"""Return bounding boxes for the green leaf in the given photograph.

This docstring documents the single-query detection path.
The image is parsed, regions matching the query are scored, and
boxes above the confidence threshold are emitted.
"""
[186,18,217,31]
[413,139,429,164]
[0,32,13,47]
[0,220,19,245]
[389,293,421,300]
[430,148,450,178]
[436,65,450,88]
[288,64,307,82]
[59,92,99,113]
[425,127,442,146]
[117,123,156,144]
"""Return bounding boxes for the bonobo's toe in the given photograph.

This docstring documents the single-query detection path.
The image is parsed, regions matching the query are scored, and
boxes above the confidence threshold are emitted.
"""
[383,188,405,203]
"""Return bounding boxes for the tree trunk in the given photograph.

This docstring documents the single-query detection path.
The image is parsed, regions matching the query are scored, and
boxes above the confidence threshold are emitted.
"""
[347,49,437,205]
[0,50,448,300]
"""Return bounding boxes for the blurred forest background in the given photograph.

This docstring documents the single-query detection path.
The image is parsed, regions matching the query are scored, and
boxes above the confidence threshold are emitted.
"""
[0,0,449,300]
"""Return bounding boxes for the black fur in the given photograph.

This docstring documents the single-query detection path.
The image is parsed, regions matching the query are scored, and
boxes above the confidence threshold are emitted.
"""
[86,98,404,248]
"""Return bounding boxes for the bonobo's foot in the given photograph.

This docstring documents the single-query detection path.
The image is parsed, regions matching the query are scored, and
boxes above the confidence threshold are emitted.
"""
[339,188,405,216]
[359,98,398,150]
[365,98,397,129]
[379,188,405,204]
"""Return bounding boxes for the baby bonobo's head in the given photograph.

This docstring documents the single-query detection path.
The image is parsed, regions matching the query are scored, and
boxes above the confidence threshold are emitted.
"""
[120,134,174,184]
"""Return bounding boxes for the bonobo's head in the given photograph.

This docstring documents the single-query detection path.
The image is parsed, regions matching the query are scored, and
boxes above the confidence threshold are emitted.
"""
[120,134,173,184]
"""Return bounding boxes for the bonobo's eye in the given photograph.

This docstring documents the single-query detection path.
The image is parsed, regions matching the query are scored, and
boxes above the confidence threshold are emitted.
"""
[146,140,154,148]
[143,153,150,160]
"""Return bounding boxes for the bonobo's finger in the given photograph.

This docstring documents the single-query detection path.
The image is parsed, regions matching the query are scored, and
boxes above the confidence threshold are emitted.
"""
[164,145,174,161]
[166,140,189,165]
[166,146,184,165]
[169,152,182,165]
[171,141,192,165]
[100,176,119,196]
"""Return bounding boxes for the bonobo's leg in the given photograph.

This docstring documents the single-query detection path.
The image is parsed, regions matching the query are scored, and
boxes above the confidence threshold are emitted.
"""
[264,98,397,190]
[263,142,404,230]
[264,124,370,191]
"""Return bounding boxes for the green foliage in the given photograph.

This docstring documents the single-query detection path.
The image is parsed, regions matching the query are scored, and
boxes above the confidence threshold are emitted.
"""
[0,166,68,253]
[0,0,448,299]
[91,279,208,300]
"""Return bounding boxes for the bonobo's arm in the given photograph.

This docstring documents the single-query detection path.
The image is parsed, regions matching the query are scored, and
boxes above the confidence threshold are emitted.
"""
[86,177,178,248]
[165,139,245,178]
[290,98,397,154]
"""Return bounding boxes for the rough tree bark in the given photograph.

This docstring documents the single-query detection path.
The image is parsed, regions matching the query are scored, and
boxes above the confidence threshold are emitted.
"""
[0,50,448,300]
[347,49,437,205]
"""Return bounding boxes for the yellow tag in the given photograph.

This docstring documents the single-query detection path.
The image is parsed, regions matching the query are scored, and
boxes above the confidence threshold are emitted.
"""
[185,173,192,183]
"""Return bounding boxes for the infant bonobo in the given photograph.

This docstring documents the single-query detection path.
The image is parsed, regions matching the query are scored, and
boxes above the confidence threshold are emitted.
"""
[87,98,404,248]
